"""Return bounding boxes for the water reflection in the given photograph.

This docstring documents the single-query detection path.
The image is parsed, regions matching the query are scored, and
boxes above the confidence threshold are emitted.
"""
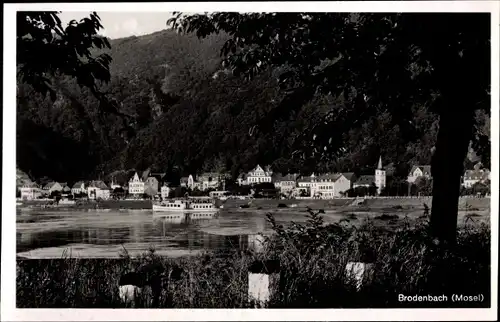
[16,209,280,258]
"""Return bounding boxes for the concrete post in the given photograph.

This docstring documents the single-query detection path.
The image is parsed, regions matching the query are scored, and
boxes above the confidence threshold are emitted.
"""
[248,260,280,307]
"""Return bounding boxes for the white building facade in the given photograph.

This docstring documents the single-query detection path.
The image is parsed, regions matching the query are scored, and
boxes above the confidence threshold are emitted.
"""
[246,165,273,184]
[310,174,351,199]
[129,172,145,195]
[407,165,432,184]
[71,181,86,195]
[20,183,42,200]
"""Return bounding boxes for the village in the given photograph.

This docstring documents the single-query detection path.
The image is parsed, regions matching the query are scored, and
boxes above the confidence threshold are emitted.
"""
[16,156,491,203]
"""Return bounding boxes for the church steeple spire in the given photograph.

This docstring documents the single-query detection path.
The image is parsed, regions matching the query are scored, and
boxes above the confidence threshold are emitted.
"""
[377,156,383,170]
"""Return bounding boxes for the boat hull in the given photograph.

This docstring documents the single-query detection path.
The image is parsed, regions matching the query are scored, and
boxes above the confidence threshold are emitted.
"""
[152,205,218,212]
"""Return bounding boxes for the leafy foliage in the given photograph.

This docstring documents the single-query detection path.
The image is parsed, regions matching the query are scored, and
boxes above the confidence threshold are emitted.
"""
[17,12,111,101]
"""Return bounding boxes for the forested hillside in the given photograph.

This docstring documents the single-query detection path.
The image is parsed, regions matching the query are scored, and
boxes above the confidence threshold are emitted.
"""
[16,28,489,184]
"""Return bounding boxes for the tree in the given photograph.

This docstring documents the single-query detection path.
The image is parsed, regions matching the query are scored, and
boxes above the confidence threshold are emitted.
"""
[381,176,409,196]
[253,182,276,190]
[17,12,120,116]
[17,11,135,171]
[169,12,490,244]
[368,183,378,196]
[415,177,433,196]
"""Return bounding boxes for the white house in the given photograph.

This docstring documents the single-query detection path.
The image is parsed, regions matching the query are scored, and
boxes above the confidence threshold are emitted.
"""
[20,182,42,200]
[161,185,171,199]
[87,180,111,200]
[246,165,273,184]
[310,173,351,199]
[128,172,145,195]
[407,165,432,184]
[71,181,86,195]
[462,168,490,188]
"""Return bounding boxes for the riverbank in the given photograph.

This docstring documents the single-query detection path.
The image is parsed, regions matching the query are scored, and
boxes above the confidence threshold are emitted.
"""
[17,199,153,210]
[16,212,491,308]
[16,196,490,212]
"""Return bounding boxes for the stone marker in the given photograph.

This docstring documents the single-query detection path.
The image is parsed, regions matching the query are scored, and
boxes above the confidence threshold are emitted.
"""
[248,259,280,307]
[345,262,374,290]
[118,271,148,307]
[118,262,184,308]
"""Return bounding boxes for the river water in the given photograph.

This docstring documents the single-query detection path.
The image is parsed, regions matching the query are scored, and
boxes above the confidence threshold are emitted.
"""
[16,199,489,259]
[16,206,344,259]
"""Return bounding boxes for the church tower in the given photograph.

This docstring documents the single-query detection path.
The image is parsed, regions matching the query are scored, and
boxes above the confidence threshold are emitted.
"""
[375,156,386,195]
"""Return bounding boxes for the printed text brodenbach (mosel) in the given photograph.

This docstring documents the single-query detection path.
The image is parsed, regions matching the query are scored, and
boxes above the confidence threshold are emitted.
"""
[398,294,484,303]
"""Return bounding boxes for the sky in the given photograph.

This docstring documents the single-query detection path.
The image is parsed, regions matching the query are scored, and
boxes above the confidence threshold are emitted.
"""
[58,12,174,39]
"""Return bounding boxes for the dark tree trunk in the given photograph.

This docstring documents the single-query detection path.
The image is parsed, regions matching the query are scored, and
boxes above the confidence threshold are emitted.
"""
[430,104,475,244]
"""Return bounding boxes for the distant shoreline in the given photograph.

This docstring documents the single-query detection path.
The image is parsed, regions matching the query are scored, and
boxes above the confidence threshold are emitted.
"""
[16,196,490,212]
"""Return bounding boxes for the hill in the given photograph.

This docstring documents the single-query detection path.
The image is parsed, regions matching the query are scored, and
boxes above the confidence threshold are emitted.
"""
[16,28,487,184]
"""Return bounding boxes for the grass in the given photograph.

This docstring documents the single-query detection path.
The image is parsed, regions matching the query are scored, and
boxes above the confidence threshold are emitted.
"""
[16,210,491,308]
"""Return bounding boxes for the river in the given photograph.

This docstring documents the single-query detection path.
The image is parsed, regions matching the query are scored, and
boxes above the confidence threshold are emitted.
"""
[16,198,489,259]
[16,206,337,259]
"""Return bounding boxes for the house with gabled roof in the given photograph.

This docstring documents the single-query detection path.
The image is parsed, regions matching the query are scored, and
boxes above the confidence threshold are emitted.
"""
[247,165,273,184]
[71,181,86,195]
[407,165,432,184]
[310,173,351,199]
[129,172,145,195]
[87,180,111,200]
[42,181,63,195]
[62,185,71,195]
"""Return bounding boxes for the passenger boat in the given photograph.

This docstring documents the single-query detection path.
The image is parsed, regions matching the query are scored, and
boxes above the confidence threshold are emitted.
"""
[152,197,218,212]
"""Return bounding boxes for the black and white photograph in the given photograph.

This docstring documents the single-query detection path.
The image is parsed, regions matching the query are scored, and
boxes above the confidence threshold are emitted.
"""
[2,1,498,321]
